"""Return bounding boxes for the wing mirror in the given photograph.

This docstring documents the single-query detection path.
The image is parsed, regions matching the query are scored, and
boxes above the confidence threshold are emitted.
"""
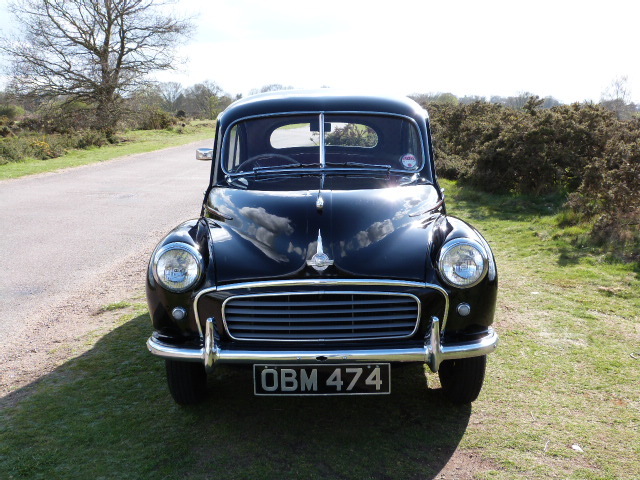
[196,148,213,161]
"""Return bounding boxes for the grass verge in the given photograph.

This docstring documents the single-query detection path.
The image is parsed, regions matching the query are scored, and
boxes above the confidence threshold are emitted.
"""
[0,122,216,181]
[0,180,638,479]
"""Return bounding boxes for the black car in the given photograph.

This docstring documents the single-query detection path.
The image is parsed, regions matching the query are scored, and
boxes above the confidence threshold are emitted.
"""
[146,91,498,405]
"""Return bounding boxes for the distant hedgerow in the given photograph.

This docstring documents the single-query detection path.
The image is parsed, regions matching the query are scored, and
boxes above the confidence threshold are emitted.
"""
[425,99,640,260]
[0,130,116,164]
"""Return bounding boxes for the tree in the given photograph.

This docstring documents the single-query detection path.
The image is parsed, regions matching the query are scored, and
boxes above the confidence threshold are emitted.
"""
[601,76,634,119]
[541,96,561,109]
[249,84,294,95]
[1,0,192,131]
[158,81,184,113]
[459,95,487,104]
[409,92,459,105]
[182,81,224,119]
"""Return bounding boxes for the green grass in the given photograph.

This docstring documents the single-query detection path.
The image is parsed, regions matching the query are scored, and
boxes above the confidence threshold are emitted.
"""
[0,179,638,479]
[444,180,639,479]
[99,301,132,312]
[0,122,216,180]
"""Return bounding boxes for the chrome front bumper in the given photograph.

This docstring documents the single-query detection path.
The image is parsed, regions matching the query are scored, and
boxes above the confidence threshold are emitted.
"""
[147,316,498,373]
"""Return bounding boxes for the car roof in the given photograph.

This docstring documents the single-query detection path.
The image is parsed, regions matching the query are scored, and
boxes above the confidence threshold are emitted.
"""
[217,90,429,130]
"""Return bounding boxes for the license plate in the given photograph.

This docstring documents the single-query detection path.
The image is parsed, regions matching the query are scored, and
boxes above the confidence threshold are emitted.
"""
[253,364,391,396]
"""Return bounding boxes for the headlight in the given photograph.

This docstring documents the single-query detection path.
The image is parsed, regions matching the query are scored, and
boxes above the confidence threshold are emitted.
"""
[152,243,203,292]
[438,239,488,288]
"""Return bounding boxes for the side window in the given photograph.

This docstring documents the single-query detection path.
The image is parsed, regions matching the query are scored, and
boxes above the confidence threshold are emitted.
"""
[226,125,242,171]
[405,123,419,156]
[212,124,221,184]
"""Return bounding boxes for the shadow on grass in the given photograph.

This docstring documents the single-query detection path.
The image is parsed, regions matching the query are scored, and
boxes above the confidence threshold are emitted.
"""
[446,182,565,223]
[557,248,585,266]
[0,314,471,480]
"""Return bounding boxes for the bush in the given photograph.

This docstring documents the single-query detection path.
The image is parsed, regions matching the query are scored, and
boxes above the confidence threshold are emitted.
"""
[424,99,640,260]
[0,137,29,164]
[29,137,56,159]
[0,130,114,164]
[71,130,109,149]
[567,123,640,259]
[427,101,617,195]
[136,107,176,130]
[35,102,97,134]
[0,104,25,121]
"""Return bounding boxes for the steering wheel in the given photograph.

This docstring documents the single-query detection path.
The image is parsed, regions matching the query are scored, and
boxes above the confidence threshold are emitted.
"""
[235,153,299,172]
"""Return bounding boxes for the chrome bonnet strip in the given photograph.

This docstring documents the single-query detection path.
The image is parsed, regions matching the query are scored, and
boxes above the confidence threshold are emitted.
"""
[319,112,326,168]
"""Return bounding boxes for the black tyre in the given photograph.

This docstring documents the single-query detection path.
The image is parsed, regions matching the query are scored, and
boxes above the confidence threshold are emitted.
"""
[165,360,208,405]
[438,355,487,404]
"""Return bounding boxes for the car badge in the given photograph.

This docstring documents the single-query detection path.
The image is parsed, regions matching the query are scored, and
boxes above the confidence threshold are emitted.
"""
[307,230,334,272]
[316,191,324,211]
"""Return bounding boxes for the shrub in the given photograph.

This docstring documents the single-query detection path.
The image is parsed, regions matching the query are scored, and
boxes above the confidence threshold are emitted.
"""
[71,130,109,149]
[0,104,25,121]
[30,137,55,159]
[567,124,640,260]
[0,129,115,164]
[0,118,16,138]
[425,99,640,261]
[0,137,29,164]
[36,101,97,134]
[136,107,176,130]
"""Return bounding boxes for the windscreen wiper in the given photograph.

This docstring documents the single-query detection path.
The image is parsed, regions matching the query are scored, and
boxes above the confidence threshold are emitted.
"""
[246,161,391,179]
[251,163,319,173]
[323,162,391,171]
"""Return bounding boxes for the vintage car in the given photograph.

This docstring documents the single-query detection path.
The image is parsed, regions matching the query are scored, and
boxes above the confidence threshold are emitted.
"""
[146,91,498,405]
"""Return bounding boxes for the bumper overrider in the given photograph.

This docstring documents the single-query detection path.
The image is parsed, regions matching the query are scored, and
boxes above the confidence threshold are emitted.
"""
[147,279,498,372]
[147,316,498,373]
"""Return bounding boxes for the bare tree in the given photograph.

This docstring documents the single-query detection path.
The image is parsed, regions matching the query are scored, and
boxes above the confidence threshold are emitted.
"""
[1,0,192,131]
[601,76,633,119]
[158,81,183,113]
[182,81,224,119]
[249,84,294,95]
[409,92,460,105]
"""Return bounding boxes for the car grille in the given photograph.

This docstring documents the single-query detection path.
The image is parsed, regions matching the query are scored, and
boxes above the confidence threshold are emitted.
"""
[222,292,420,341]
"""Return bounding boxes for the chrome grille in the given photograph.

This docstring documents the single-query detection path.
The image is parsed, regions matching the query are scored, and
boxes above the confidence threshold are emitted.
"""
[222,292,420,341]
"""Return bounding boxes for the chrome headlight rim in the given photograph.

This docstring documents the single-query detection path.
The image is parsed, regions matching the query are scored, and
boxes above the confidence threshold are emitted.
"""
[437,238,489,289]
[152,242,204,293]
[476,233,497,282]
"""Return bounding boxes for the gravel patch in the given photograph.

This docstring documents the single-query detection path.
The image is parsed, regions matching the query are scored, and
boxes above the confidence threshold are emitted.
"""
[0,247,150,407]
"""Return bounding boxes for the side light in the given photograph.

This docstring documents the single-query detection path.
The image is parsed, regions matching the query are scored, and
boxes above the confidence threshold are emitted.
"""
[172,307,187,321]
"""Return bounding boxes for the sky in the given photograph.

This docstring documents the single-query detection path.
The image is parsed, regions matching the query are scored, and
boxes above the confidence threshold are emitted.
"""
[0,0,639,103]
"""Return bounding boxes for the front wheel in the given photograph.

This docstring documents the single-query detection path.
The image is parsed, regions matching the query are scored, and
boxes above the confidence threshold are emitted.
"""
[165,360,208,405]
[438,355,487,404]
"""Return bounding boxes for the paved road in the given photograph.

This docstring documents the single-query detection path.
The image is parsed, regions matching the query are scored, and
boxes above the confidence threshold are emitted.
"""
[0,140,213,348]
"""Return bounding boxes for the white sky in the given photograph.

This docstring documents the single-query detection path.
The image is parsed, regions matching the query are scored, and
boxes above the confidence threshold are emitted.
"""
[1,0,639,103]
